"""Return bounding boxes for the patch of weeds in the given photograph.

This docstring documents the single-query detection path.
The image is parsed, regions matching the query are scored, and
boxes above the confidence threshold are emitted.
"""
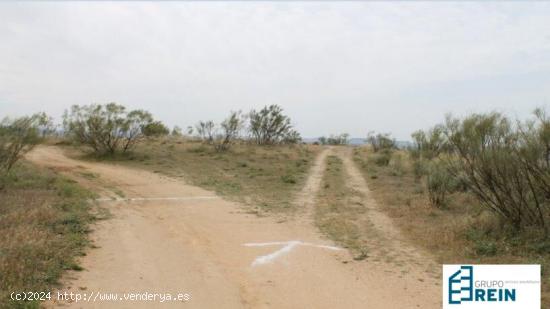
[281,174,297,184]
[78,171,99,180]
[353,248,369,261]
[0,163,95,308]
[474,241,498,256]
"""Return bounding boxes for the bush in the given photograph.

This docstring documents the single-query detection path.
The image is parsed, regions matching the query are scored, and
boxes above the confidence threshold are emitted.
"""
[142,121,169,137]
[366,131,395,152]
[213,111,245,152]
[195,120,215,143]
[412,159,427,180]
[370,150,392,167]
[318,133,349,145]
[63,103,156,155]
[410,126,446,160]
[249,105,301,145]
[423,109,550,233]
[281,174,297,184]
[389,153,404,176]
[426,161,452,208]
[0,115,42,177]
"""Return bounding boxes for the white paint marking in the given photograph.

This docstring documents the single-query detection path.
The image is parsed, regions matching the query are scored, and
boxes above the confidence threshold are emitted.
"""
[94,196,219,202]
[243,240,342,266]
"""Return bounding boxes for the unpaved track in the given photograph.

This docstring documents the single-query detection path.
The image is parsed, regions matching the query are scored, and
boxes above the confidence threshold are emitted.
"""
[27,146,440,308]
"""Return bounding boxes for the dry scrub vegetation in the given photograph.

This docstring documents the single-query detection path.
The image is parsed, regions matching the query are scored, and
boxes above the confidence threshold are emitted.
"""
[0,163,95,309]
[87,139,318,214]
[354,146,550,304]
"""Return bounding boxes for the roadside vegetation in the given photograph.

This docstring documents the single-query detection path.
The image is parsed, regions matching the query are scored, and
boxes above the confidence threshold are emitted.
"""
[63,103,315,214]
[355,108,550,304]
[1,113,97,309]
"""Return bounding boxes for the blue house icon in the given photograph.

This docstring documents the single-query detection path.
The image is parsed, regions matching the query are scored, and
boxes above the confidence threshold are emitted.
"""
[449,266,474,304]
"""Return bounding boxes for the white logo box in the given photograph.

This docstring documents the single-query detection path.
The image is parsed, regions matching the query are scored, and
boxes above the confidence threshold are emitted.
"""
[442,264,540,309]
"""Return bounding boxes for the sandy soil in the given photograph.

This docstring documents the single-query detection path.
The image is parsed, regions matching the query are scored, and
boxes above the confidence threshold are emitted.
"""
[26,146,440,309]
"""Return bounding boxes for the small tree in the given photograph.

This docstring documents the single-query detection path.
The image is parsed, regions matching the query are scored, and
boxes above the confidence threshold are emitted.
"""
[63,103,154,155]
[411,126,446,160]
[0,114,42,176]
[213,111,245,152]
[142,121,169,137]
[171,126,183,137]
[36,112,56,138]
[366,131,395,152]
[283,129,302,144]
[249,105,296,145]
[195,120,215,143]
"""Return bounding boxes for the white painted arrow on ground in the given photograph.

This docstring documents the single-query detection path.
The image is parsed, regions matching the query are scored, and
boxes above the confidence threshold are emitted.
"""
[243,240,342,267]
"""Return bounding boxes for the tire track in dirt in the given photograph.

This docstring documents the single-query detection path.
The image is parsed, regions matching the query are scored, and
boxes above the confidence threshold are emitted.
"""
[292,147,333,223]
[333,146,440,278]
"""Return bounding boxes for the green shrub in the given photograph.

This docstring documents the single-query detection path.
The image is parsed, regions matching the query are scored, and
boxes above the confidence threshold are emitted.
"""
[281,174,297,184]
[366,131,395,152]
[412,159,427,180]
[426,161,452,208]
[0,115,43,177]
[371,151,392,167]
[389,153,404,176]
[474,240,498,256]
[63,103,159,155]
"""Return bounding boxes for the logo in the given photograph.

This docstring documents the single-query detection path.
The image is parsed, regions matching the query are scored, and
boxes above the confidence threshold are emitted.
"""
[443,265,540,308]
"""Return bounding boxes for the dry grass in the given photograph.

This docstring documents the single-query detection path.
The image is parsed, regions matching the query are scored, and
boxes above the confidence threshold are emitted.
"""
[78,138,320,214]
[314,155,369,260]
[353,146,550,305]
[0,163,96,309]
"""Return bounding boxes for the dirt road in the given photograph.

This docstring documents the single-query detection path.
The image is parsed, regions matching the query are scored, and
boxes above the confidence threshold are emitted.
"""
[27,146,440,308]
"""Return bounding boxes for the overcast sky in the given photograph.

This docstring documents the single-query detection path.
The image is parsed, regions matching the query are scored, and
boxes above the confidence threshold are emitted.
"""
[1,2,550,140]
